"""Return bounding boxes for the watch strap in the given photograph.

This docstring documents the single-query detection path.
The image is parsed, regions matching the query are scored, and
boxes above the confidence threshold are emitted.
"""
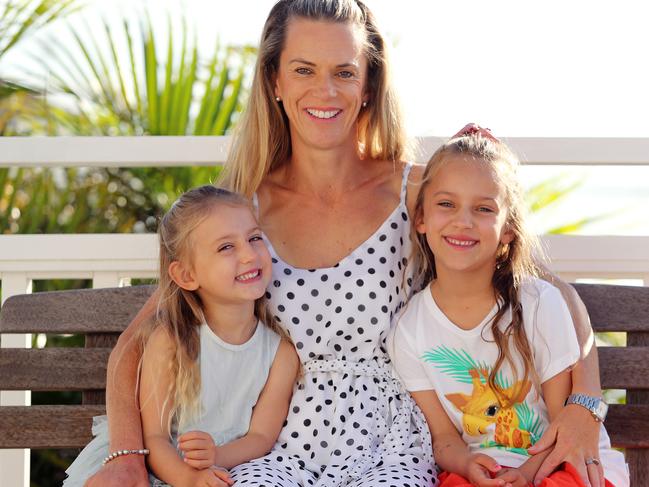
[565,393,608,421]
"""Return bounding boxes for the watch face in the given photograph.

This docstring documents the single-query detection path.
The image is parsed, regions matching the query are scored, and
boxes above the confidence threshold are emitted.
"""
[595,400,609,420]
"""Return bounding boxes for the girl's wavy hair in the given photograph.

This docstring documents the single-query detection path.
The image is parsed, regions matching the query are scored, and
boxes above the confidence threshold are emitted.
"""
[138,185,286,433]
[410,135,544,405]
[220,0,408,196]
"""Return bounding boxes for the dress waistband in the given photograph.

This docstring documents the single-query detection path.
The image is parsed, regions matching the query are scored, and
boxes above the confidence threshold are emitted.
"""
[302,358,395,380]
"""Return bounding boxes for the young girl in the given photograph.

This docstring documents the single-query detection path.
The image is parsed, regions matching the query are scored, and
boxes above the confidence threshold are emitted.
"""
[64,185,299,487]
[388,135,629,487]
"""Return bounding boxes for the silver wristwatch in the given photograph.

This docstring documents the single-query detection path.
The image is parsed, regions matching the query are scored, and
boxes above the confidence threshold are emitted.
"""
[565,393,608,422]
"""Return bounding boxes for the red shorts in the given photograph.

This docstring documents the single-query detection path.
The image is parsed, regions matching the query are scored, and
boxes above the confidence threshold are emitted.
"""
[438,463,615,487]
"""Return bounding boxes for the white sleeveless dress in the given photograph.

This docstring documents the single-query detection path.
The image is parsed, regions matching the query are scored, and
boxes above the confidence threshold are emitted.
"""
[231,163,437,487]
[63,322,280,487]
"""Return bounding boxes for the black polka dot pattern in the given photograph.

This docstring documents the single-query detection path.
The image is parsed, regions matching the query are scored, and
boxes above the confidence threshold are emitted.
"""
[239,164,435,486]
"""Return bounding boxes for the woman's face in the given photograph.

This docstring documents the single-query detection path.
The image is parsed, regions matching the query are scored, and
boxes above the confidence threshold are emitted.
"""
[274,18,369,153]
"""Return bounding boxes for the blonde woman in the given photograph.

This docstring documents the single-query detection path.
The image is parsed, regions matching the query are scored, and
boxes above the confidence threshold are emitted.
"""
[87,2,605,487]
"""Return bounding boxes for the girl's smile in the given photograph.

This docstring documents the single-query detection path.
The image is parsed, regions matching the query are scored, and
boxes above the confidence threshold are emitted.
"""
[443,235,479,249]
[235,269,263,282]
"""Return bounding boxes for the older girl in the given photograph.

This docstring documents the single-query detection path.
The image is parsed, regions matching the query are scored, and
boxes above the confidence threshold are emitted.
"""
[389,135,628,487]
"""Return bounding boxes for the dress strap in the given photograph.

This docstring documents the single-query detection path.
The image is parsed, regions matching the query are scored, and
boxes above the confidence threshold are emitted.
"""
[400,162,414,202]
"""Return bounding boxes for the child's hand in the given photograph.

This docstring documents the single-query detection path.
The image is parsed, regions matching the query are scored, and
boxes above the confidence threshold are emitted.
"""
[465,453,507,487]
[177,430,220,469]
[191,466,234,487]
[495,467,531,487]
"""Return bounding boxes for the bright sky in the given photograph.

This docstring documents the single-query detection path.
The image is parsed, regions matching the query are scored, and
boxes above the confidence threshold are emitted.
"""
[6,0,649,234]
[105,0,649,137]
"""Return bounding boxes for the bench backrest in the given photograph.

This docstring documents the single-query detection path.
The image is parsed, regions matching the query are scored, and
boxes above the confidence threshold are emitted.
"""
[1,283,648,484]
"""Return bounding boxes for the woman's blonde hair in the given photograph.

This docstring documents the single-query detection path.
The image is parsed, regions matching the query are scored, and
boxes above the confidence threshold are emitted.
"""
[411,135,543,405]
[140,185,286,433]
[221,0,407,197]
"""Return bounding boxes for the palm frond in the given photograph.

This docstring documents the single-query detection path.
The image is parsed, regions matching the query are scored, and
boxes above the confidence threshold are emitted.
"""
[0,0,80,60]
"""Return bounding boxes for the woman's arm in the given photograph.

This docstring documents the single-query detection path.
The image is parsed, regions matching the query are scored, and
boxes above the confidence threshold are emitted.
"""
[179,339,300,469]
[410,390,503,486]
[84,291,159,487]
[531,272,604,487]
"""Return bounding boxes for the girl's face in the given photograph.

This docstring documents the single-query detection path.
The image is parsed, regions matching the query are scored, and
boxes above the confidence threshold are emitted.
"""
[274,18,369,153]
[172,205,272,307]
[416,155,513,278]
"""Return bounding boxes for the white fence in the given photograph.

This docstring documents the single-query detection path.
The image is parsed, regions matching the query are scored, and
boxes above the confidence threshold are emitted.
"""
[1,136,649,487]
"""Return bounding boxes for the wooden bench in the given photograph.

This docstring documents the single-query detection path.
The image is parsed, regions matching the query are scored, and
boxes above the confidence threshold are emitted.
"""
[1,283,648,485]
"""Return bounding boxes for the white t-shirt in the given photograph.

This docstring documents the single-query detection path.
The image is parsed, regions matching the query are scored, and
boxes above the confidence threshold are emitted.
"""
[388,278,628,486]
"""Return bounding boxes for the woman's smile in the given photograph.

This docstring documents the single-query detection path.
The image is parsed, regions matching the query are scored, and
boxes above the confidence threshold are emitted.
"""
[305,107,343,120]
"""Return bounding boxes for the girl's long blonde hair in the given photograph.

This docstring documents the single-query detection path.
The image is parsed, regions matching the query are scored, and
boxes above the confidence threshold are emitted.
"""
[411,135,543,406]
[140,185,285,433]
[220,0,407,197]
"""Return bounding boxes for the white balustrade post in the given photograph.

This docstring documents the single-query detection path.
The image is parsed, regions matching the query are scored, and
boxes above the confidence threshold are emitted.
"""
[92,271,122,289]
[0,273,33,487]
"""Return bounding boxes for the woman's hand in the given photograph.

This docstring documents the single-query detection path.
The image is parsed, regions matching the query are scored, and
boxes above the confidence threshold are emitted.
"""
[178,430,221,470]
[465,452,507,487]
[528,405,604,487]
[84,455,149,487]
[452,123,500,142]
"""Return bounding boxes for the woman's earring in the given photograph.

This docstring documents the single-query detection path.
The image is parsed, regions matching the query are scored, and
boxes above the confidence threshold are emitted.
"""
[362,101,368,108]
[276,96,281,102]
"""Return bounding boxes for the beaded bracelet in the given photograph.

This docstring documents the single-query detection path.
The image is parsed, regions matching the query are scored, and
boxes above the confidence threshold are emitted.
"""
[102,448,149,466]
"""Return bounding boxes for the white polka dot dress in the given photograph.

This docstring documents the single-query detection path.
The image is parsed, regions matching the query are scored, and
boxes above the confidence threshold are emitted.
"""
[232,164,436,487]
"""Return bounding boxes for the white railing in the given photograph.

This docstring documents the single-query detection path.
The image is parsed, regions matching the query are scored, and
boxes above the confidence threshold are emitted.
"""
[1,135,649,487]
[2,136,649,166]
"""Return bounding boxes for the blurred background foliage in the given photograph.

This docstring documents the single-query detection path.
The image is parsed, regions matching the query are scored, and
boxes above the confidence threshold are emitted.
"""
[1,0,253,238]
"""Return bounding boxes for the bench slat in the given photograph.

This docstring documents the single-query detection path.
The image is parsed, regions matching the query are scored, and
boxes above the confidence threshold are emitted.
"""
[1,283,647,333]
[0,405,105,448]
[573,283,649,332]
[606,404,649,448]
[0,348,111,390]
[0,285,155,334]
[599,346,649,390]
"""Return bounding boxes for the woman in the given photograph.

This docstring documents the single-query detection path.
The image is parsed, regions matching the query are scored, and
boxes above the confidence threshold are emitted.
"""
[87,1,605,486]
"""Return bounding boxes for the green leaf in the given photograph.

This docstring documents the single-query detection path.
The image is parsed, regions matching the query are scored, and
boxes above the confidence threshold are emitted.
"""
[177,43,197,135]
[159,15,173,134]
[143,15,159,133]
[212,63,243,135]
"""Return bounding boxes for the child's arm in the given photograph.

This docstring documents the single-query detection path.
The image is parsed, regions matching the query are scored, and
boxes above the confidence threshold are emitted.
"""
[140,327,232,487]
[411,390,504,487]
[179,338,300,470]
